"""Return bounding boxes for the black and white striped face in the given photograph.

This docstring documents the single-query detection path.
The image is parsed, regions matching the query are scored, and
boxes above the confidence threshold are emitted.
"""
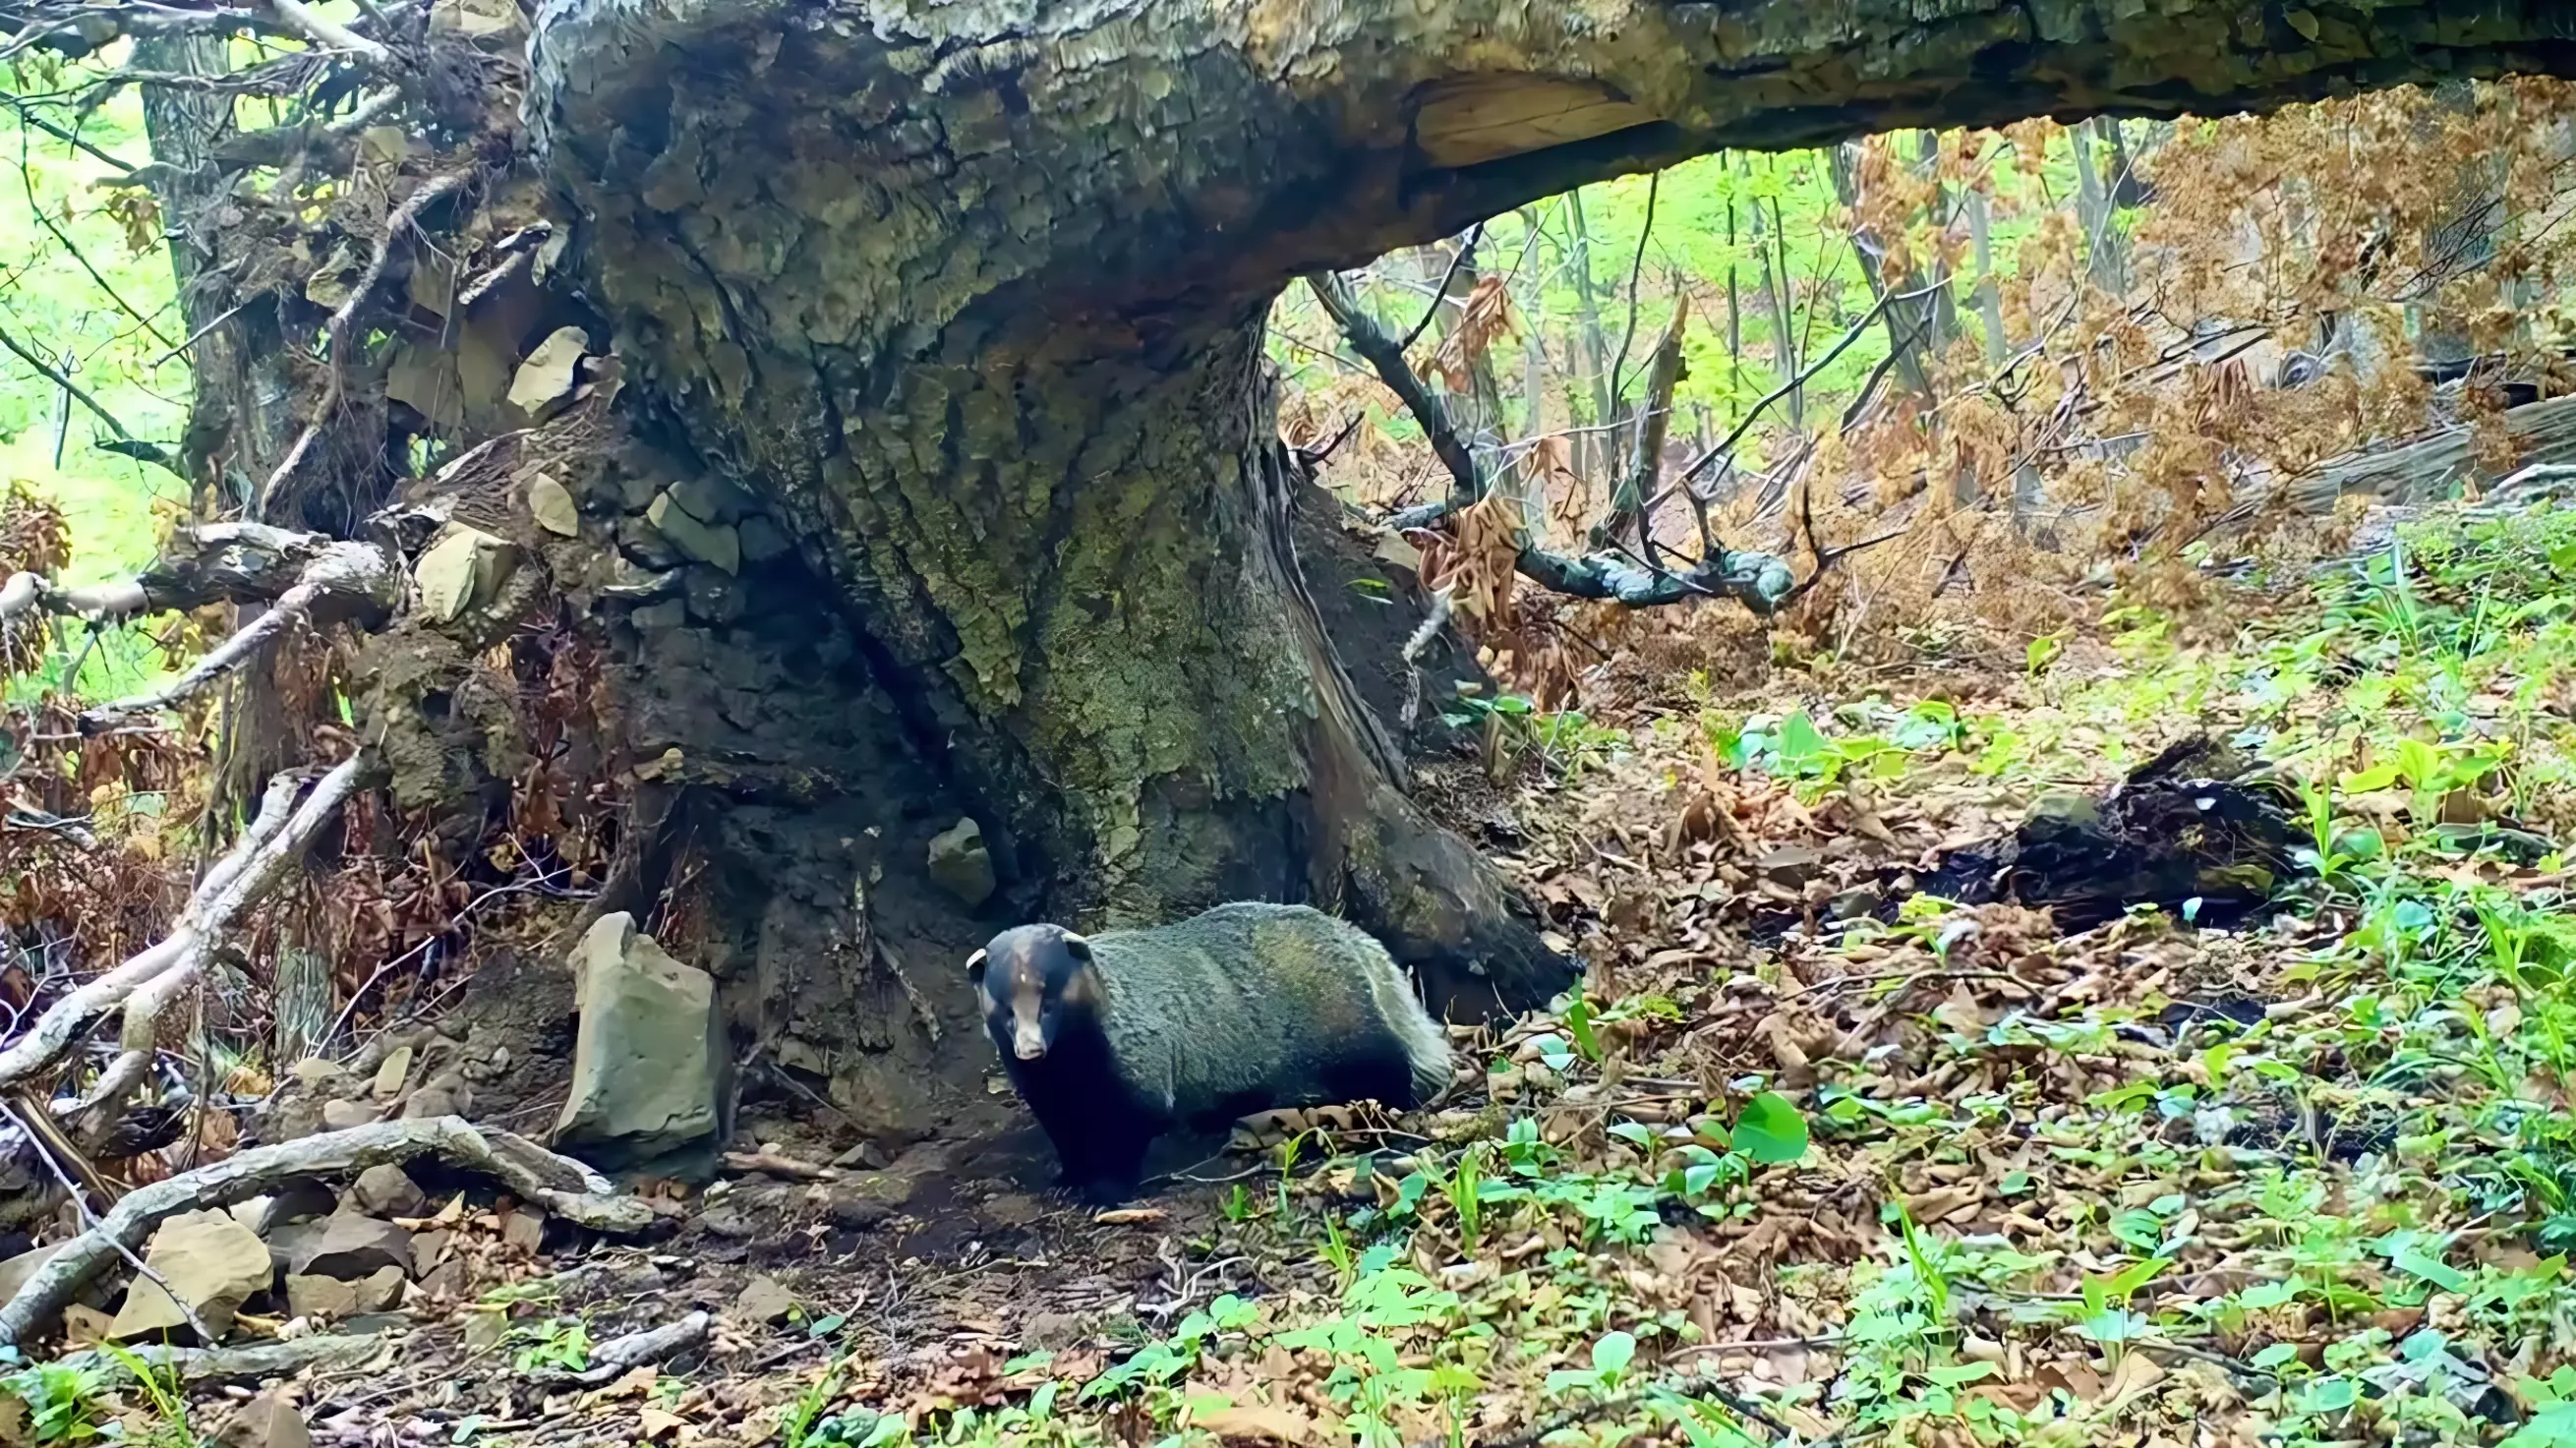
[966,924,1100,1063]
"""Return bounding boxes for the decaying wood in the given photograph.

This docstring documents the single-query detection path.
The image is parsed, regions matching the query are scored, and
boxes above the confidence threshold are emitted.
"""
[2285,394,2576,510]
[553,1311,711,1385]
[719,1149,836,1182]
[0,1117,657,1346]
[0,524,387,630]
[55,1331,387,1384]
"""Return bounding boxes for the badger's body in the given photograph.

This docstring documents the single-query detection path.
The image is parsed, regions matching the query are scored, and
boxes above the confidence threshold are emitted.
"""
[967,902,1453,1200]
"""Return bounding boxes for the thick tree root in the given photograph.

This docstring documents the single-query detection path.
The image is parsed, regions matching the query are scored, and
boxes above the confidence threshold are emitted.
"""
[0,1117,658,1347]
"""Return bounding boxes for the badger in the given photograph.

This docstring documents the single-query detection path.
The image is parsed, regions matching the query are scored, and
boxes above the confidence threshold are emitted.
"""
[966,901,1454,1201]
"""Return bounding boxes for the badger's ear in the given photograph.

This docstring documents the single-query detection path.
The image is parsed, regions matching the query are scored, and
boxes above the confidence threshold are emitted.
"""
[964,948,988,986]
[1059,932,1091,961]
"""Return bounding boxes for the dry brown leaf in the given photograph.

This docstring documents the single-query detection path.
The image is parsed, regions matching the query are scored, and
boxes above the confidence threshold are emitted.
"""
[1093,1207,1165,1226]
[1196,1403,1341,1447]
[2098,1352,2167,1414]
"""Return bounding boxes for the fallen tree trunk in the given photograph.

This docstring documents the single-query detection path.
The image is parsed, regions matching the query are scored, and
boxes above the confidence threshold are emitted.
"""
[0,1117,657,1346]
[2283,394,2576,511]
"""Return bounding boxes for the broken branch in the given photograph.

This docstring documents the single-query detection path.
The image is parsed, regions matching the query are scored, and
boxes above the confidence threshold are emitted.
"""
[0,1117,657,1345]
[0,759,366,1095]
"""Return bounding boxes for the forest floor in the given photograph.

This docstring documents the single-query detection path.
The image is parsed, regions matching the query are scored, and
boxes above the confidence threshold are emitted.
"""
[61,500,2576,1448]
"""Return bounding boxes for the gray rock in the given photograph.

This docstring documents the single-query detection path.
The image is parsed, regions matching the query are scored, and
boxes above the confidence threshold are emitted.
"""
[1755,844,1824,889]
[926,818,995,908]
[283,1273,358,1321]
[683,566,743,625]
[1826,886,1884,921]
[292,1213,413,1281]
[263,1219,327,1278]
[614,464,663,513]
[737,514,793,564]
[215,1390,310,1448]
[400,1087,461,1121]
[417,1258,466,1301]
[110,1209,273,1341]
[824,1192,895,1231]
[829,1140,888,1171]
[353,1265,408,1312]
[600,558,685,603]
[461,1309,506,1353]
[346,1164,426,1218]
[527,472,580,537]
[500,1209,546,1255]
[285,1058,346,1085]
[553,913,721,1174]
[667,474,758,527]
[698,1206,753,1240]
[647,492,741,574]
[321,1099,376,1131]
[229,1180,333,1238]
[617,516,682,570]
[0,1244,62,1303]
[411,1230,452,1276]
[628,598,688,633]
[732,1274,795,1324]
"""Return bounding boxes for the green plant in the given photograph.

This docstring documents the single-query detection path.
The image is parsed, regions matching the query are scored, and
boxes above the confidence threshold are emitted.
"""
[1,1359,111,1445]
[1543,1328,1637,1399]
[510,1316,593,1374]
[98,1347,201,1448]
[1441,1142,1490,1253]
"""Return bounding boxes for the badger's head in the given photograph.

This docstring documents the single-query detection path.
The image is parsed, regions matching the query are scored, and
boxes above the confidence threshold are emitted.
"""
[966,924,1101,1063]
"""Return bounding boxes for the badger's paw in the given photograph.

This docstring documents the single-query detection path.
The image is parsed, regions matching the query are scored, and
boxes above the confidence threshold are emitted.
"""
[1058,1172,1141,1207]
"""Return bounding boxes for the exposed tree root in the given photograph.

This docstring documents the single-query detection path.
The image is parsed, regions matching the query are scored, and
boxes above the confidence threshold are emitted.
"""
[0,1117,658,1346]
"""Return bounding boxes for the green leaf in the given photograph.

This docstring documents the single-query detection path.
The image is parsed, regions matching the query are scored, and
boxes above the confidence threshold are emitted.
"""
[1728,1092,1809,1164]
[1591,1330,1637,1377]
[1777,712,1827,771]
[2393,1243,2468,1293]
[1564,996,1604,1063]
[807,1313,847,1339]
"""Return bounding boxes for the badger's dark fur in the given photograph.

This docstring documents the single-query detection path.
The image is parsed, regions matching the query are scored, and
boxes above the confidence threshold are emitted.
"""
[967,902,1453,1200]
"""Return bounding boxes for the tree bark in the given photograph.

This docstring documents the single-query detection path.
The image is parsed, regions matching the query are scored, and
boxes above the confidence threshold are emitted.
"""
[521,0,2576,1133]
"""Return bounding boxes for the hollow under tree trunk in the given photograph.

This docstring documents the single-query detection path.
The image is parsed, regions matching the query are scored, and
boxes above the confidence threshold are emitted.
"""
[521,0,2576,1137]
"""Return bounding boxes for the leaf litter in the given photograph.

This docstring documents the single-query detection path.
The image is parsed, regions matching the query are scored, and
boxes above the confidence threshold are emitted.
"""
[71,502,2576,1448]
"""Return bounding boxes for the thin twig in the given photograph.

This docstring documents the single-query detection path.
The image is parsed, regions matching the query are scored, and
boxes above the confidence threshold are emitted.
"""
[1393,224,1484,356]
[1608,170,1661,401]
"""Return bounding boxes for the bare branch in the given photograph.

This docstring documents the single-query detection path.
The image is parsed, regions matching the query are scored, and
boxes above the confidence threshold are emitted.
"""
[1307,269,1483,505]
[263,0,388,65]
[0,319,180,477]
[0,1117,657,1345]
[1392,225,1484,356]
[1673,272,1954,496]
[80,538,400,729]
[0,758,369,1095]
[1318,268,1797,613]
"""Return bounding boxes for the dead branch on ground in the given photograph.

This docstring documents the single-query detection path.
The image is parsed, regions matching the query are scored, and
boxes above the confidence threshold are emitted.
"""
[0,1117,657,1346]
